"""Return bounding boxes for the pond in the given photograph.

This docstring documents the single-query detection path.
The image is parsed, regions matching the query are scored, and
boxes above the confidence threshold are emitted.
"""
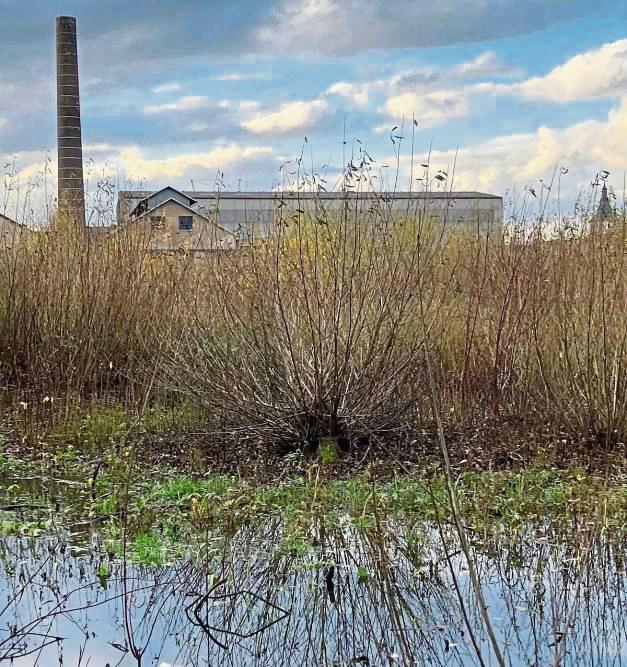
[1,518,625,666]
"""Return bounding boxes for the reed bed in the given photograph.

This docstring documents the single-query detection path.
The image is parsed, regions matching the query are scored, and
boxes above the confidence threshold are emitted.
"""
[0,190,625,459]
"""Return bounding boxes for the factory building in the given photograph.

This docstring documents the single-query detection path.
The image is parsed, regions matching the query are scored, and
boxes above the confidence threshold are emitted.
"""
[117,188,503,251]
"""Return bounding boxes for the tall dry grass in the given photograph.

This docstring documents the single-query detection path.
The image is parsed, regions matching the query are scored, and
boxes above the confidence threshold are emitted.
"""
[0,220,190,412]
[0,187,625,456]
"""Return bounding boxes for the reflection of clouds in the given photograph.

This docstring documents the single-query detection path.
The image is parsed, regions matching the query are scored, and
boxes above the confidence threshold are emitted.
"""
[0,524,624,666]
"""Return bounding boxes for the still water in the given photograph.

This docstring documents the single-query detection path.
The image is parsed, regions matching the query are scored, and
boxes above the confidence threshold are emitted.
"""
[1,519,625,666]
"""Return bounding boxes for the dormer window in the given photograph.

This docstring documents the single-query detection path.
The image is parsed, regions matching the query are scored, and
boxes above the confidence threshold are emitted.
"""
[178,216,193,231]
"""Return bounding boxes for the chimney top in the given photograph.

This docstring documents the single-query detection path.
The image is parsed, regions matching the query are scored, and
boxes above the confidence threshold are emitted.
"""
[56,16,77,28]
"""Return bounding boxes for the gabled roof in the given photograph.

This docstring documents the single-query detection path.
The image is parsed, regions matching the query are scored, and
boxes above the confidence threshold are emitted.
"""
[134,198,234,236]
[1,212,17,224]
[130,186,198,218]
[135,198,208,221]
[0,213,31,230]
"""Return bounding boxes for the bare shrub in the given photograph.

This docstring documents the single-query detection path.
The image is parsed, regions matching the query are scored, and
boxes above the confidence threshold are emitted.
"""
[157,193,451,448]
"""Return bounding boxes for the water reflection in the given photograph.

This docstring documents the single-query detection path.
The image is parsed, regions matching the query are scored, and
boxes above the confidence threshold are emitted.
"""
[0,521,625,666]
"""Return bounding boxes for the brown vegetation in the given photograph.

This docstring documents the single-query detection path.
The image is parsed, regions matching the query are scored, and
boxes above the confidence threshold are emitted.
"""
[0,194,626,462]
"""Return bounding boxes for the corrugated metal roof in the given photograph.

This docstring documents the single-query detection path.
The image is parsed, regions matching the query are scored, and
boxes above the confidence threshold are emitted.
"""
[119,190,502,201]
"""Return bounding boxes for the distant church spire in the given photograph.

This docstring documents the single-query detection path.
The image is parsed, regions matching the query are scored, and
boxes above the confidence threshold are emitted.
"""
[596,183,612,221]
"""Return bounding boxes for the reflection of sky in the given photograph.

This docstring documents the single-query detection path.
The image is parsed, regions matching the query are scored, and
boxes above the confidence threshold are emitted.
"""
[0,529,624,666]
[0,543,204,666]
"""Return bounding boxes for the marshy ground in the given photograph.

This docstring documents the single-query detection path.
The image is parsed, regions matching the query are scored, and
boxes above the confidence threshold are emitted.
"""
[0,190,626,664]
[0,442,625,665]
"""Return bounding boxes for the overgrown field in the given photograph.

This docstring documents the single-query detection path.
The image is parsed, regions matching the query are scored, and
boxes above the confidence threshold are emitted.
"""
[1,193,626,469]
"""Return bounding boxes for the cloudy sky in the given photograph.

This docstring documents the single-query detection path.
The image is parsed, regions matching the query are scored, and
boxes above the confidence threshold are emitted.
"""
[1,0,626,216]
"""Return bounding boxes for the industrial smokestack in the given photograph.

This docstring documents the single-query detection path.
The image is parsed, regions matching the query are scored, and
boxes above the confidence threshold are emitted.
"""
[56,16,85,225]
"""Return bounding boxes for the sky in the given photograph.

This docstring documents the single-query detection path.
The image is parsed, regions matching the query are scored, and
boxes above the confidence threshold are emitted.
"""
[1,0,626,219]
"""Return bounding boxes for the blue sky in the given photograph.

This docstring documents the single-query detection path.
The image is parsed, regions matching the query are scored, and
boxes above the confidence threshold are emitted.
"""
[1,0,626,216]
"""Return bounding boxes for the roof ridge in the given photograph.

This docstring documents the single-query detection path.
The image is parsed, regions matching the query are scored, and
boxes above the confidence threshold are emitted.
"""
[120,190,501,199]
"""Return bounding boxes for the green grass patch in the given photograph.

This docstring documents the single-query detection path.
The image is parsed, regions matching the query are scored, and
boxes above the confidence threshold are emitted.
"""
[1,455,625,564]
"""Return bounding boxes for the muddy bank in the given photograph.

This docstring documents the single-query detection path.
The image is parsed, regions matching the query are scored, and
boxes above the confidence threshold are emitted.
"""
[118,424,627,483]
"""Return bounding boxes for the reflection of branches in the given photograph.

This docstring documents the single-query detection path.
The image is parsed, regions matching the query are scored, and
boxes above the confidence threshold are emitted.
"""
[186,577,290,650]
[0,573,173,661]
[429,496,488,667]
[0,521,625,665]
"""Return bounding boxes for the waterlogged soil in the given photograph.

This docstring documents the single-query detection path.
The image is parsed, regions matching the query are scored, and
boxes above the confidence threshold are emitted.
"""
[0,461,626,665]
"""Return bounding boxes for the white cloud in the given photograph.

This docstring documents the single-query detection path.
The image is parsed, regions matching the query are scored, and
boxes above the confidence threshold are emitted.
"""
[454,51,516,80]
[335,42,624,129]
[241,99,329,135]
[212,73,245,81]
[0,118,7,130]
[0,148,57,223]
[83,143,117,153]
[116,144,281,181]
[144,95,209,114]
[478,40,627,103]
[391,96,627,202]
[187,122,209,132]
[1,143,285,218]
[151,81,182,94]
[211,72,272,82]
[326,51,515,121]
[395,52,518,91]
[326,81,378,107]
[382,90,470,127]
[516,39,627,102]
[0,80,51,116]
[238,100,261,112]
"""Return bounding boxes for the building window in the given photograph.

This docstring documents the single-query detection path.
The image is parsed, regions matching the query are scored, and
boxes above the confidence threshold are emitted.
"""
[178,216,193,231]
[150,216,163,229]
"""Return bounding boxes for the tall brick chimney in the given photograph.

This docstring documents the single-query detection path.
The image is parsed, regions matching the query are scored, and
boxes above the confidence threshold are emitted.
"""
[56,16,85,225]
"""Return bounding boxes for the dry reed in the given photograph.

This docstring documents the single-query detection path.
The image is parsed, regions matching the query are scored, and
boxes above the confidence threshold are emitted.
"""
[0,183,625,458]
